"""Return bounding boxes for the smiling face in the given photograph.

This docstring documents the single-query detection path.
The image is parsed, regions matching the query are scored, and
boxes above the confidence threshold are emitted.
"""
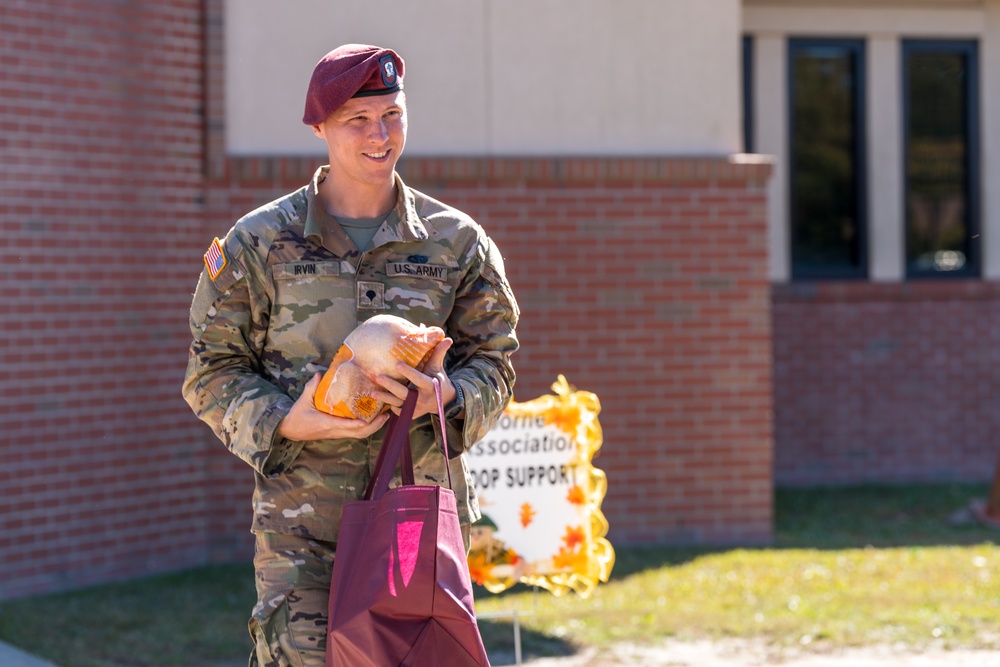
[311,91,407,199]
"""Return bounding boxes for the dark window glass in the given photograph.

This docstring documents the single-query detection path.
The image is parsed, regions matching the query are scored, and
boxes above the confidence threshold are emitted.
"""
[904,41,979,277]
[789,40,866,279]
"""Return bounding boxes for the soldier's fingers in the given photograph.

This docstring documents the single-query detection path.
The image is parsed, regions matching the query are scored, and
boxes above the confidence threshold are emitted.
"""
[332,412,388,437]
[393,363,426,388]
[301,373,322,401]
[423,338,453,375]
[374,375,409,400]
[369,389,405,414]
[356,412,390,435]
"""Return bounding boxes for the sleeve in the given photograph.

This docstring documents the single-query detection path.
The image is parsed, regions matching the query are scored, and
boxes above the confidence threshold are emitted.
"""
[439,233,520,455]
[180,234,302,476]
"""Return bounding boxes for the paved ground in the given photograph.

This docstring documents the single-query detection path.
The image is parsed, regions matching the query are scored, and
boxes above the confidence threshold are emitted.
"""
[503,639,1000,666]
[7,638,1000,667]
[0,641,58,667]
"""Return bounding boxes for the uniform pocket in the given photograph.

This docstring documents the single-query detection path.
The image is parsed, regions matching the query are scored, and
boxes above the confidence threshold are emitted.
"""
[251,532,334,666]
[249,594,307,667]
[269,261,356,346]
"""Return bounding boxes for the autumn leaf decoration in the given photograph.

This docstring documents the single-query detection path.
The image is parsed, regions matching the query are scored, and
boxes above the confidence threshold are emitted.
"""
[519,502,536,528]
[467,550,492,586]
[552,525,589,573]
[545,403,581,435]
[562,525,585,549]
[566,485,586,506]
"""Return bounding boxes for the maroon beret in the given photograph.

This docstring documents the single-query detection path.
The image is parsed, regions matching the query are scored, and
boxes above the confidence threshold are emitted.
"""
[302,44,405,125]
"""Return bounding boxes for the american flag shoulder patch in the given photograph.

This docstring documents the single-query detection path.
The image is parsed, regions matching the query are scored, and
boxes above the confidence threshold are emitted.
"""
[204,237,228,281]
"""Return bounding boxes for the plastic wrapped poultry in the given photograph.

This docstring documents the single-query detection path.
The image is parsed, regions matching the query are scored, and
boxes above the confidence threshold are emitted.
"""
[314,314,445,422]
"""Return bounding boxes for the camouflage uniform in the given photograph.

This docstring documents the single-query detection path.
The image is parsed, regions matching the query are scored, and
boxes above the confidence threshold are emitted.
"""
[182,166,518,666]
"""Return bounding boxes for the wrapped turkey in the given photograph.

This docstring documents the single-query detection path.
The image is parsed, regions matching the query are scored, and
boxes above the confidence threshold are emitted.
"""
[314,314,446,422]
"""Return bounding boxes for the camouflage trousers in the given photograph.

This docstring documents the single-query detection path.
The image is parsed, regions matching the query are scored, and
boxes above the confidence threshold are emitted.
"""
[248,526,473,667]
[249,532,333,667]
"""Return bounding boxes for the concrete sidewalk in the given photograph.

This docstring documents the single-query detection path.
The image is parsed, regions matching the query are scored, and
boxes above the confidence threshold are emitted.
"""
[516,640,1000,666]
[0,640,58,667]
[6,636,1000,667]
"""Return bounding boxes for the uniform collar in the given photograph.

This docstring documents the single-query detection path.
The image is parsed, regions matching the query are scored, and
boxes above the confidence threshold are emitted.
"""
[304,166,430,255]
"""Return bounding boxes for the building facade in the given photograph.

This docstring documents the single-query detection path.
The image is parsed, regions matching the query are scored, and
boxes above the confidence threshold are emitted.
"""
[0,0,994,600]
[745,0,1000,483]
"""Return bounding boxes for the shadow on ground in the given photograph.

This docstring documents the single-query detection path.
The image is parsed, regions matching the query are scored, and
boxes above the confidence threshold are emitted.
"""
[479,618,577,665]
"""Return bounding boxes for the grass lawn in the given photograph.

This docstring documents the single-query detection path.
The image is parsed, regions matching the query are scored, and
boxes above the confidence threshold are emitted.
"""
[1,483,997,666]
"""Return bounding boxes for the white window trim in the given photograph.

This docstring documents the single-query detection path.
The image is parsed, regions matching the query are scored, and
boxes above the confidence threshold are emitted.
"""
[745,2,996,283]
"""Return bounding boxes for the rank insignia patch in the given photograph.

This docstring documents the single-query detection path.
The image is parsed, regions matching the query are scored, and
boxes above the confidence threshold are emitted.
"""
[357,281,385,310]
[204,237,227,281]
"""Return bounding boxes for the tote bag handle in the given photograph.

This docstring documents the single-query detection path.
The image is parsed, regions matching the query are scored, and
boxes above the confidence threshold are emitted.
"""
[363,377,453,501]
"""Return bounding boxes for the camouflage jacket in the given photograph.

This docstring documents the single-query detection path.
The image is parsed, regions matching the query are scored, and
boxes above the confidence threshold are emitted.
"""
[182,167,519,541]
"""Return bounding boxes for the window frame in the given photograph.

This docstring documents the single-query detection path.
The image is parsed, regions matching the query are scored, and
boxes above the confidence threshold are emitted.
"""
[901,39,981,280]
[743,35,754,154]
[787,37,869,281]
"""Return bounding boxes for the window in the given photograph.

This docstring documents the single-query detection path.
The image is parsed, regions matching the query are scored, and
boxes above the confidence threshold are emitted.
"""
[903,40,979,277]
[788,39,867,279]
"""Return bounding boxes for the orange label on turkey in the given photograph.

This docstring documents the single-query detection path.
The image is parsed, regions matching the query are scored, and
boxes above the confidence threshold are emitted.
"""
[352,395,379,420]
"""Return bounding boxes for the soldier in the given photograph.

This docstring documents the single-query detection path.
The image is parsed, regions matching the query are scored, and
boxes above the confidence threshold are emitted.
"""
[182,44,519,667]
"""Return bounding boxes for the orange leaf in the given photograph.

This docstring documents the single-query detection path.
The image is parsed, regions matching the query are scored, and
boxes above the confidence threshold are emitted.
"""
[551,546,575,570]
[562,525,586,550]
[519,502,536,528]
[552,544,588,571]
[545,405,581,434]
[566,485,586,505]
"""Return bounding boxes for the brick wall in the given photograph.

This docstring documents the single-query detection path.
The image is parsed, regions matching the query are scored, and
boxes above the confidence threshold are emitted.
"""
[773,281,1000,485]
[0,0,774,600]
[202,155,777,548]
[13,0,993,605]
[397,157,776,546]
[0,0,220,599]
[196,0,775,548]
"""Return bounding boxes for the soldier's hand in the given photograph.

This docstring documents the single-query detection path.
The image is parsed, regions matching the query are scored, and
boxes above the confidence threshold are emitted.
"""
[374,338,458,419]
[276,373,390,442]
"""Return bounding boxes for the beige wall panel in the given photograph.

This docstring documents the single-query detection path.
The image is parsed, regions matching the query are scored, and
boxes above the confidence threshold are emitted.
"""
[753,35,788,282]
[744,5,985,35]
[225,0,488,156]
[745,0,982,7]
[983,0,1000,279]
[225,0,743,156]
[868,35,904,282]
[487,0,742,155]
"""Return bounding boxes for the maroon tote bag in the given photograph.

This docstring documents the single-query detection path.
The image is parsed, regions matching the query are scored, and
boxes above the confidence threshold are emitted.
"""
[326,381,491,666]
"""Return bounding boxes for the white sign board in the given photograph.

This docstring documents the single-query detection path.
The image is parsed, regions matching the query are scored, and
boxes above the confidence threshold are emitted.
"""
[464,377,614,597]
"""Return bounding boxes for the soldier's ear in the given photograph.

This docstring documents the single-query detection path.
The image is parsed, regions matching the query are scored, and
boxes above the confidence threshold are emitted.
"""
[311,124,325,138]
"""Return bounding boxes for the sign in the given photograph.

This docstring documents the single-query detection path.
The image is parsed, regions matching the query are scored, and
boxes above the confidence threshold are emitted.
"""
[466,376,614,597]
